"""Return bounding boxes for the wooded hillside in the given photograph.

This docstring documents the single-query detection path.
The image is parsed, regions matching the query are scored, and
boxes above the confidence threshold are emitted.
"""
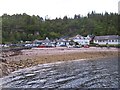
[1,11,119,43]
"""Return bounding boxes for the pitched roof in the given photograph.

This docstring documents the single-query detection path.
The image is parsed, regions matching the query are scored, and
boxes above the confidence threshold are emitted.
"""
[57,38,68,42]
[94,35,119,40]
[69,34,83,40]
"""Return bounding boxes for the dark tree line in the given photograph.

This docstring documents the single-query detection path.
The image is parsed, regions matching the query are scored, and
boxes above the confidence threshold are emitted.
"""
[1,11,119,43]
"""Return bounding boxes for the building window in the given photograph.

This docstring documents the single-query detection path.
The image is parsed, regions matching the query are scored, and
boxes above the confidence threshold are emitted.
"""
[95,40,97,42]
[112,40,114,42]
[109,40,111,42]
[99,40,102,42]
[115,40,118,42]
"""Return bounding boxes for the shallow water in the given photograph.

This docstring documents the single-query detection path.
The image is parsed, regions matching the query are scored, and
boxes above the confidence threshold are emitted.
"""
[0,57,119,88]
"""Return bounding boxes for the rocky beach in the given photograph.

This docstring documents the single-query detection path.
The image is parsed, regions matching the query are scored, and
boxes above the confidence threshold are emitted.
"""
[0,47,119,78]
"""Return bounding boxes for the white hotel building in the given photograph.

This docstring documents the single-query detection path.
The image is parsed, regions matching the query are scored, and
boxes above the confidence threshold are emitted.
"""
[93,35,120,45]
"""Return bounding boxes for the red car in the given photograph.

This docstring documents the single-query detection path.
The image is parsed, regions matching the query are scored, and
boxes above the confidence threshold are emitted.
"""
[84,45,89,48]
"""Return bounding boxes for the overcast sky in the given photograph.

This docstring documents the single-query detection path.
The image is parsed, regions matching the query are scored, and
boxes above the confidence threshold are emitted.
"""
[0,0,119,19]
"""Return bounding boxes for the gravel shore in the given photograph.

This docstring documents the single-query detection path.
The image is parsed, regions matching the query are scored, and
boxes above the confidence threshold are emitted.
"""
[0,47,119,77]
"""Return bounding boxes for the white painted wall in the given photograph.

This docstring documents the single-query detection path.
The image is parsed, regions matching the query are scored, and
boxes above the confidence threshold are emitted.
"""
[94,39,120,45]
[56,42,68,46]
[73,38,90,45]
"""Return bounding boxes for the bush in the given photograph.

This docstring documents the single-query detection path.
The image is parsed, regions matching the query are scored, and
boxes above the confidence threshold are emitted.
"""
[89,43,99,47]
[99,44,120,48]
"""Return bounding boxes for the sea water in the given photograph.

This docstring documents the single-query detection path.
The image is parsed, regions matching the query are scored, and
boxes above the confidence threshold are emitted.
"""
[0,57,119,88]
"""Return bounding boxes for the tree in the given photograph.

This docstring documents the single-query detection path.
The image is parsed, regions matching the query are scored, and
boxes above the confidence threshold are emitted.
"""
[1,12,119,43]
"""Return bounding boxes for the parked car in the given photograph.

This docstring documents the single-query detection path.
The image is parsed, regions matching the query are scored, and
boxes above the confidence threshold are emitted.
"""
[25,44,33,47]
[84,45,89,48]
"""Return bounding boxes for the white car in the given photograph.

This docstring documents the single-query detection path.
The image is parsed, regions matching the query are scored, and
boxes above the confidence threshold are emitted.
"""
[25,44,33,47]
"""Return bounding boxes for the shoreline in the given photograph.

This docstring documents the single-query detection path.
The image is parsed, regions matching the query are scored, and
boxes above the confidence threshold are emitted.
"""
[0,47,119,77]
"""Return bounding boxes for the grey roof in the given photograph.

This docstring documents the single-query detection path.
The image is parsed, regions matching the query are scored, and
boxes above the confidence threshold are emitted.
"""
[69,34,83,40]
[94,35,120,40]
[42,39,51,43]
[33,39,51,43]
[57,39,68,42]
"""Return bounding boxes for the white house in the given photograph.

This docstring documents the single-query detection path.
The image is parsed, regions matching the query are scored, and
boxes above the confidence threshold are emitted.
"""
[93,35,120,45]
[69,35,91,45]
[56,38,69,47]
[33,37,55,47]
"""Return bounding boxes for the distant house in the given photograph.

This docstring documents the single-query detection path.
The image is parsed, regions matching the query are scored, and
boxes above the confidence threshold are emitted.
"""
[93,35,120,45]
[69,35,91,45]
[33,37,55,47]
[42,37,51,46]
[56,38,69,47]
[33,40,43,47]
